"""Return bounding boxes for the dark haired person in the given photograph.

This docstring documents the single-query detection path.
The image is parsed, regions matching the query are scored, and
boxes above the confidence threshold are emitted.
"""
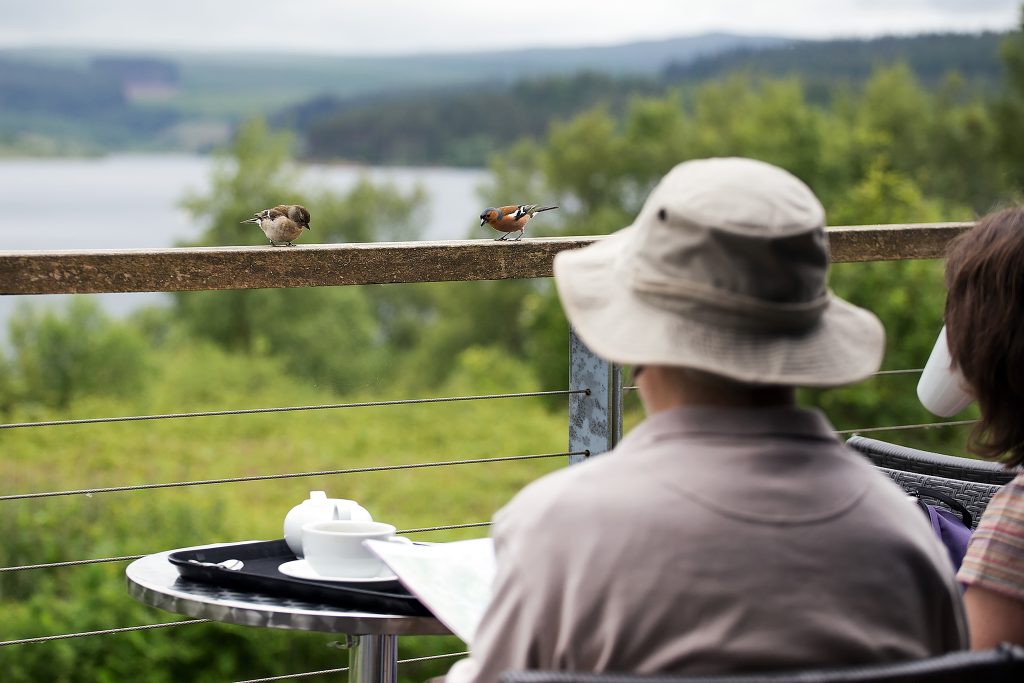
[945,207,1024,648]
[443,158,966,683]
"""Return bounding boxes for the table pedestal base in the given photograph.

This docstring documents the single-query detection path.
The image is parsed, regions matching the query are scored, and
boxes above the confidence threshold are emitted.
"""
[349,634,398,683]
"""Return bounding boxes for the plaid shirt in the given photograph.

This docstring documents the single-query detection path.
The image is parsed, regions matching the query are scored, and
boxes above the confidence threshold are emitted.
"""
[959,473,1024,600]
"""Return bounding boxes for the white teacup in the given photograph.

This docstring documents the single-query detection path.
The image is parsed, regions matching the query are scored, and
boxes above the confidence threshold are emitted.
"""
[917,325,974,417]
[301,520,410,578]
[283,491,373,558]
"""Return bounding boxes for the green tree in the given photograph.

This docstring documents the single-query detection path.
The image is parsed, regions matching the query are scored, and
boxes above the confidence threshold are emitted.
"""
[830,160,946,226]
[858,65,934,174]
[7,298,151,409]
[691,75,827,187]
[840,64,1004,213]
[994,5,1024,189]
[175,118,426,392]
[0,350,18,417]
[927,73,1004,212]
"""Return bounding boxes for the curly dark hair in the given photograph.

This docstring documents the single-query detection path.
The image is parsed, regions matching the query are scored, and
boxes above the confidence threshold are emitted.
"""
[944,206,1024,468]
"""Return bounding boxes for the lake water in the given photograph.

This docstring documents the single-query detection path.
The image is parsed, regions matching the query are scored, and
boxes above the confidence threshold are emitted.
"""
[0,155,489,329]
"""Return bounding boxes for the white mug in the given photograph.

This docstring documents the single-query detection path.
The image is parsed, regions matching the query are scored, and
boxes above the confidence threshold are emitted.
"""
[301,520,410,578]
[917,325,974,417]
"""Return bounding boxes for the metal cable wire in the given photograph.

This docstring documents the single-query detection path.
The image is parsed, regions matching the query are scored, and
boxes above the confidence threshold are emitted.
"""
[835,419,977,436]
[872,368,924,376]
[622,368,927,392]
[234,667,347,683]
[399,651,470,665]
[1,524,491,573]
[0,390,584,430]
[1,554,145,573]
[400,521,491,534]
[233,651,468,683]
[0,619,208,647]
[0,450,586,502]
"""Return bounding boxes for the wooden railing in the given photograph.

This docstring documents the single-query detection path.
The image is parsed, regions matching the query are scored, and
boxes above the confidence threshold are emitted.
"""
[0,223,972,295]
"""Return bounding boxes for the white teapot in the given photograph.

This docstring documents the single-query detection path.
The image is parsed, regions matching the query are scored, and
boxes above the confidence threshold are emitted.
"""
[283,491,373,557]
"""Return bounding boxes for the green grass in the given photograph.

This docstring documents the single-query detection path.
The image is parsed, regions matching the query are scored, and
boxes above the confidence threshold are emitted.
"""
[0,341,569,682]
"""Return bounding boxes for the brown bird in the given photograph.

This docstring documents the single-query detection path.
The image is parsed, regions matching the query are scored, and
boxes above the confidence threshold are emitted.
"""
[241,204,311,246]
[479,204,558,241]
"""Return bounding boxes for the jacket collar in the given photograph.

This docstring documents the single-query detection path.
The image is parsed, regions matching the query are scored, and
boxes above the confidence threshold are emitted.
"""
[623,405,840,447]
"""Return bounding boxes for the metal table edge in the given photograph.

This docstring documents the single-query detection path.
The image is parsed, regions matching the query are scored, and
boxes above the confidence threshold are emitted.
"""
[125,545,452,637]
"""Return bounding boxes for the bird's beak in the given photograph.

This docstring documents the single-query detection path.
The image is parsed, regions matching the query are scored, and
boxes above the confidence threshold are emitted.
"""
[479,217,487,226]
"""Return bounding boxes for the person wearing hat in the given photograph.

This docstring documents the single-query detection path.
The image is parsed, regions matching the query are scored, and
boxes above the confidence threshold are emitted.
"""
[443,157,966,683]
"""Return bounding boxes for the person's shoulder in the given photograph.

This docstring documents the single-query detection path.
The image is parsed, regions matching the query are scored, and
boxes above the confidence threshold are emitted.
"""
[976,472,1024,529]
[504,453,612,513]
[958,472,1024,598]
[494,446,635,536]
[813,445,941,542]
[1002,471,1024,496]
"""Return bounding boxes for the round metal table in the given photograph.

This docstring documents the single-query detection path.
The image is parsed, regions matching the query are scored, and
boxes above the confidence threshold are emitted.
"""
[126,544,450,683]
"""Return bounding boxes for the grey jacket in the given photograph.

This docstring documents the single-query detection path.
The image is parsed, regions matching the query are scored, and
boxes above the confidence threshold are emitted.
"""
[445,406,967,682]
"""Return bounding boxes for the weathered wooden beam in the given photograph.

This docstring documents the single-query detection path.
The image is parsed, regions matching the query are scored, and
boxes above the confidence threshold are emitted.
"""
[827,222,972,263]
[0,238,594,295]
[0,223,975,295]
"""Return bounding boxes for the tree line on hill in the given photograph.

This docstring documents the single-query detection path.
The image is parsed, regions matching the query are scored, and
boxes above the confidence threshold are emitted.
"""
[664,31,1007,87]
[287,31,1008,166]
[0,56,182,153]
[0,30,1011,159]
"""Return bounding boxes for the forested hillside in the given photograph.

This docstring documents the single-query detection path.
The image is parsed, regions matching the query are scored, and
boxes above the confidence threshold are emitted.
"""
[665,31,1005,86]
[0,31,1008,159]
[286,31,1008,165]
[0,33,783,155]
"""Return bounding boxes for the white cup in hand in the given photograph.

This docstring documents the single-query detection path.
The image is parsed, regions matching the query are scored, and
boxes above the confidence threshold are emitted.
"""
[301,520,411,578]
[917,325,974,417]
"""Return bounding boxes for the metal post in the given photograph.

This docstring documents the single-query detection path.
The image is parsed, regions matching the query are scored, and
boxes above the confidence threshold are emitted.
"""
[347,634,398,683]
[568,327,622,465]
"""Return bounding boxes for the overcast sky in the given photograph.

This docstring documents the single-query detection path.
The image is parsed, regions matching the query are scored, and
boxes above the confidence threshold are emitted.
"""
[0,0,1018,55]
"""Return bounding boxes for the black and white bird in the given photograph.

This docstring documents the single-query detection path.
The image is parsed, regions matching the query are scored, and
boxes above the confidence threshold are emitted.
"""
[241,204,311,246]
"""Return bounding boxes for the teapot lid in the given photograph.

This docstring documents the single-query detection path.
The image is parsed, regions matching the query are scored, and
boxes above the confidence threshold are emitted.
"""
[308,491,327,501]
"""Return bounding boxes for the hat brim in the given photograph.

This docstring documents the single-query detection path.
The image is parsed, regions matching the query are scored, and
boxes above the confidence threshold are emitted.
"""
[553,226,886,387]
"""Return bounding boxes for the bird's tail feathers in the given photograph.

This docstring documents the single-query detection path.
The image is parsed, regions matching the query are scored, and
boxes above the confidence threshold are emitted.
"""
[535,205,558,213]
[240,216,260,224]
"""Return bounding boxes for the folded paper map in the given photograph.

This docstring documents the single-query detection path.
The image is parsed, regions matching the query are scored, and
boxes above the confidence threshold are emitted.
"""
[364,537,495,643]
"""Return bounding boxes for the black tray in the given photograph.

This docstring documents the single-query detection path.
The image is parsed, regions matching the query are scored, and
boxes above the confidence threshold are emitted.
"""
[168,539,431,617]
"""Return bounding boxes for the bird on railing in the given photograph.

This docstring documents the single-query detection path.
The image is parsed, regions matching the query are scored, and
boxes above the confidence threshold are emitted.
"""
[479,204,558,241]
[241,204,311,246]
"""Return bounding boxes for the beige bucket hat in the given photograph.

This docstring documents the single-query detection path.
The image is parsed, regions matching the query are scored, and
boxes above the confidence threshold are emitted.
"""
[553,157,884,387]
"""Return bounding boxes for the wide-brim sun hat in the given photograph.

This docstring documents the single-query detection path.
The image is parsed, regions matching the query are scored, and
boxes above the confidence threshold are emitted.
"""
[553,157,885,387]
